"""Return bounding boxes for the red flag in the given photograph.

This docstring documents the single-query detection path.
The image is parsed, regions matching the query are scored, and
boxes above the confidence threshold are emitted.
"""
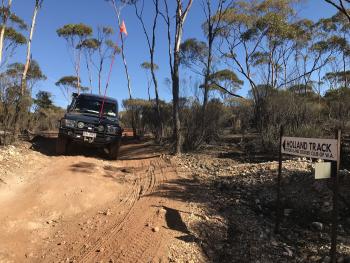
[120,20,128,36]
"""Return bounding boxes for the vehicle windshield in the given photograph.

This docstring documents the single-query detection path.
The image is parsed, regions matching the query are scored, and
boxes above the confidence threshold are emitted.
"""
[72,97,117,117]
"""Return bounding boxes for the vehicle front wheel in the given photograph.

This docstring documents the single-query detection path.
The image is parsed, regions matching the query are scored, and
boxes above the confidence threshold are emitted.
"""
[56,135,68,155]
[108,139,121,160]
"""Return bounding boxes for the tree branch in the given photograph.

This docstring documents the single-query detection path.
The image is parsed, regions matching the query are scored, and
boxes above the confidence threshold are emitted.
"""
[324,0,350,22]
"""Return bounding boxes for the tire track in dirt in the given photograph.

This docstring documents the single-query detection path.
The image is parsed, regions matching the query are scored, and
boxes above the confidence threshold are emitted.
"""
[76,158,176,263]
[1,141,194,263]
[74,162,144,262]
[97,160,177,263]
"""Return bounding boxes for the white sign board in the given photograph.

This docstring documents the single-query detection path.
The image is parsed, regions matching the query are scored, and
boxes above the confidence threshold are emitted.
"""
[281,137,338,161]
[315,162,332,179]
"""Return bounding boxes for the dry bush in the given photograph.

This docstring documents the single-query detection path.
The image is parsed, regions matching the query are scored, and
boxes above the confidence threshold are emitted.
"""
[30,107,64,131]
[181,98,230,151]
[227,98,254,134]
[324,87,350,129]
[121,99,172,138]
[0,90,63,145]
[258,90,325,152]
[0,87,32,144]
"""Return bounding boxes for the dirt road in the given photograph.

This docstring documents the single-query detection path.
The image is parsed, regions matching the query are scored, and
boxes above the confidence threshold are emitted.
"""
[0,140,204,263]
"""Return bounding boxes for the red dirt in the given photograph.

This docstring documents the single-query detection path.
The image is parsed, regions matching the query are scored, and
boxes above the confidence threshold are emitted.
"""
[0,141,203,262]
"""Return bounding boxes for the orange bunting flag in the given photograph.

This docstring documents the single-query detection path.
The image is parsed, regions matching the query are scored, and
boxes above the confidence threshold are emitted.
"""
[120,20,128,36]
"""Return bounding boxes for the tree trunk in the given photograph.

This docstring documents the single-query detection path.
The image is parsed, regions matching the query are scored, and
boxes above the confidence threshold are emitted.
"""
[150,0,163,141]
[146,74,151,101]
[98,59,103,95]
[76,48,82,93]
[172,1,189,154]
[172,53,181,154]
[172,9,183,154]
[87,54,93,93]
[119,32,136,138]
[163,0,193,154]
[120,32,132,100]
[21,0,41,95]
[134,0,163,140]
[109,0,135,137]
[150,53,163,140]
[343,51,347,88]
[202,0,214,126]
[0,0,13,66]
[202,20,213,133]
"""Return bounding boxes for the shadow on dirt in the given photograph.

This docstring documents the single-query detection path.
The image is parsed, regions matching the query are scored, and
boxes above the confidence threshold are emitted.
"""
[30,136,163,160]
[148,166,350,263]
[30,136,106,159]
[118,142,162,161]
[70,162,97,173]
[218,151,276,163]
[162,206,191,234]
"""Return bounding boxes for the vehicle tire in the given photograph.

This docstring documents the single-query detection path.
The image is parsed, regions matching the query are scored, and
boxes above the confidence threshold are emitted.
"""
[108,139,121,160]
[56,135,68,155]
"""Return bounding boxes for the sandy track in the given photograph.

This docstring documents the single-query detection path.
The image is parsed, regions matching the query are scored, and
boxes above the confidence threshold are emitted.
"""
[0,140,195,263]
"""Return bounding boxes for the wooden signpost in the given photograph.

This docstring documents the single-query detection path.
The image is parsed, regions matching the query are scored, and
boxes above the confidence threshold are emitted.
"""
[276,128,341,263]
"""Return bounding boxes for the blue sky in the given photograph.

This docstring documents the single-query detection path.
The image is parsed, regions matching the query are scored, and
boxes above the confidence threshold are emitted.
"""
[11,0,337,108]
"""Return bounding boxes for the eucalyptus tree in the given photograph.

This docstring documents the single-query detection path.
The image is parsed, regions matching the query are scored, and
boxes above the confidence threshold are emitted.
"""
[34,90,53,110]
[216,0,333,130]
[180,38,208,74]
[55,76,88,102]
[77,38,100,93]
[7,60,46,90]
[141,62,159,101]
[201,0,228,119]
[2,60,45,135]
[290,19,315,91]
[160,0,194,154]
[320,11,350,88]
[324,0,350,22]
[0,0,13,65]
[105,0,133,100]
[214,1,269,129]
[0,2,27,67]
[217,1,264,105]
[56,23,93,92]
[132,0,163,140]
[21,0,44,95]
[207,69,243,97]
[93,26,119,95]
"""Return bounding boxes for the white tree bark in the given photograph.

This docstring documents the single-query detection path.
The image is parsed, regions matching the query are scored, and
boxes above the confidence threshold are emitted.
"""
[110,0,132,99]
[0,0,13,66]
[21,0,42,95]
[172,0,193,154]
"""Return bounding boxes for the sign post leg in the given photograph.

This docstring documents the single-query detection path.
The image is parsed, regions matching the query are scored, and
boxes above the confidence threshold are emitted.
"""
[275,126,284,233]
[330,129,341,263]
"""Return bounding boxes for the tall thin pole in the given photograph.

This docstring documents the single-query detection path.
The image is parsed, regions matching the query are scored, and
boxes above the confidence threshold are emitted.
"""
[330,129,341,263]
[275,126,284,233]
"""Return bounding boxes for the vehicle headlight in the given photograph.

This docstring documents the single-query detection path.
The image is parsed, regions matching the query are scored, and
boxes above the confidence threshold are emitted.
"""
[97,125,105,132]
[106,125,119,135]
[77,122,85,129]
[62,119,76,128]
